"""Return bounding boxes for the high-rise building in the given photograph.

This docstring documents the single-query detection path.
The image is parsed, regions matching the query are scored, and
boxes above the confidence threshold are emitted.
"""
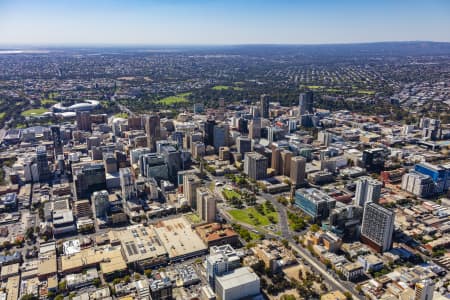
[204,119,216,147]
[51,125,63,158]
[92,190,110,218]
[215,267,260,300]
[183,174,201,208]
[271,147,282,175]
[299,91,314,115]
[236,136,252,159]
[244,152,268,180]
[206,244,240,290]
[414,279,435,300]
[248,118,261,139]
[213,124,228,150]
[76,111,92,131]
[128,116,143,130]
[361,202,395,252]
[36,146,50,182]
[72,161,107,199]
[294,188,336,222]
[362,148,388,172]
[414,162,450,194]
[145,114,161,151]
[260,94,270,118]
[191,141,206,160]
[354,177,382,207]
[401,171,435,198]
[290,156,306,187]
[420,117,441,141]
[120,167,136,202]
[280,150,293,176]
[238,118,249,134]
[318,131,332,146]
[139,153,168,180]
[196,187,217,223]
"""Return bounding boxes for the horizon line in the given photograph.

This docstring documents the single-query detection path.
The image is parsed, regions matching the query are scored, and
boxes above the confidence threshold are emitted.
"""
[1,40,450,49]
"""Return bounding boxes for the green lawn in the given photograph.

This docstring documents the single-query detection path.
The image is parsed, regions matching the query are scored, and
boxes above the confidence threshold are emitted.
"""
[184,213,203,224]
[357,90,375,95]
[21,108,48,117]
[229,205,278,227]
[41,99,57,105]
[0,112,5,120]
[212,85,243,91]
[114,112,128,118]
[156,92,191,105]
[222,189,241,200]
[306,85,325,90]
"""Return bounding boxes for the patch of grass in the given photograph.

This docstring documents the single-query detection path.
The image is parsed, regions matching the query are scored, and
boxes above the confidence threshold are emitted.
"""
[114,112,128,118]
[306,85,325,90]
[0,112,5,120]
[229,205,278,227]
[21,108,48,117]
[184,213,203,224]
[156,92,191,105]
[222,189,241,200]
[41,99,57,105]
[357,90,375,95]
[212,85,243,91]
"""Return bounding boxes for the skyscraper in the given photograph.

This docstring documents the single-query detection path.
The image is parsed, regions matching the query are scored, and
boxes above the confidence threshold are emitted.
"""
[120,167,136,202]
[414,279,435,300]
[196,187,217,223]
[145,114,161,151]
[183,174,201,209]
[299,91,314,115]
[244,152,268,180]
[204,118,216,146]
[361,202,395,252]
[248,118,261,139]
[354,177,382,207]
[260,94,270,118]
[213,124,228,150]
[236,136,252,159]
[36,146,50,182]
[290,156,306,187]
[76,111,92,131]
[92,190,110,218]
[51,125,63,158]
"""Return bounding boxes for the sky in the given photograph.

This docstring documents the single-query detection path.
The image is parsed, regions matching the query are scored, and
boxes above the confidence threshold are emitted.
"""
[0,0,449,45]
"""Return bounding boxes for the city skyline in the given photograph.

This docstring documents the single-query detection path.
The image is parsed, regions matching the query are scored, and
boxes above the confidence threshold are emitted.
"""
[0,0,450,45]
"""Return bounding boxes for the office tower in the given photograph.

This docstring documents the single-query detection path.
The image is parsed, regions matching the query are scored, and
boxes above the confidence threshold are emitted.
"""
[73,199,92,218]
[216,98,226,121]
[120,168,136,202]
[244,152,268,180]
[361,202,395,252]
[271,147,282,175]
[215,267,260,300]
[160,145,182,183]
[213,124,228,150]
[414,162,450,194]
[36,146,50,182]
[318,131,332,146]
[248,118,261,139]
[115,150,128,169]
[415,279,435,300]
[362,148,388,172]
[206,244,240,290]
[328,205,364,239]
[260,94,270,118]
[145,114,161,151]
[420,117,441,141]
[299,91,313,115]
[130,148,152,165]
[183,175,201,208]
[290,156,306,187]
[294,188,336,222]
[204,119,216,146]
[236,136,252,159]
[401,171,435,198]
[196,187,217,223]
[139,153,168,180]
[103,153,118,173]
[50,125,63,158]
[219,147,231,161]
[191,141,206,160]
[354,177,382,207]
[193,103,204,114]
[92,190,110,218]
[72,162,107,199]
[128,116,143,130]
[280,150,293,176]
[76,111,92,131]
[87,136,100,150]
[238,118,249,134]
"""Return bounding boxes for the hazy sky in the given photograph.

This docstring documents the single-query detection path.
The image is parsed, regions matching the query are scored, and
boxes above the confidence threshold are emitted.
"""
[0,0,449,45]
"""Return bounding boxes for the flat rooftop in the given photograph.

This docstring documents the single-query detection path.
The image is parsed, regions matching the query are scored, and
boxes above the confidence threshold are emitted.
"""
[153,217,207,260]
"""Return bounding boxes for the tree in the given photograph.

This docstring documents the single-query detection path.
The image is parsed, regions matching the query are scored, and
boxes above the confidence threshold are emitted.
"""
[21,295,38,300]
[58,280,67,292]
[343,291,353,300]
[93,278,101,287]
[145,269,152,278]
[310,224,320,232]
[134,273,141,280]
